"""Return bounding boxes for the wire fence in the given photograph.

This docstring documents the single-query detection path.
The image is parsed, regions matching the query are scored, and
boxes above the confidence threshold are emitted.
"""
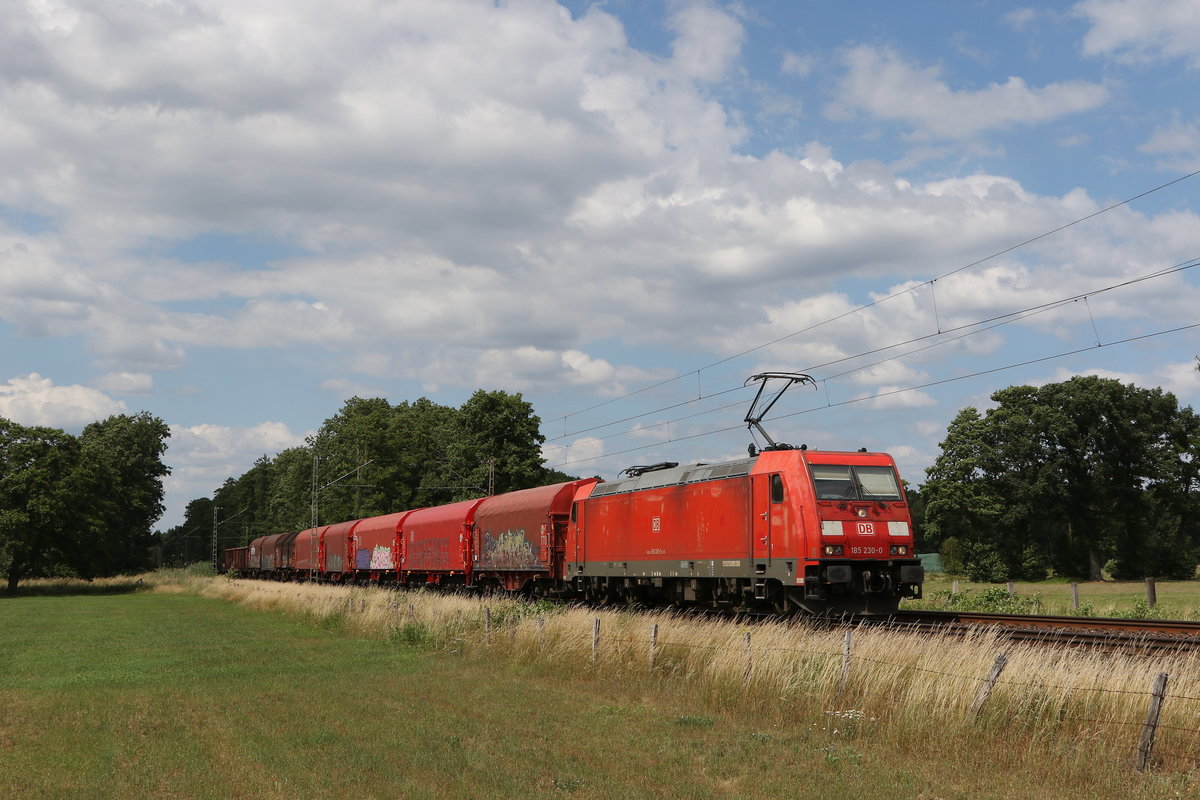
[469,608,1200,774]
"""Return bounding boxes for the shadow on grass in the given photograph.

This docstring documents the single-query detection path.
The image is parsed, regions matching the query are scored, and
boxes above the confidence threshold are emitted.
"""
[2,579,151,598]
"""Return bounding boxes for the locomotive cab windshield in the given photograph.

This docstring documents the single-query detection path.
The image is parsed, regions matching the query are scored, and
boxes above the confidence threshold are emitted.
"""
[811,464,903,502]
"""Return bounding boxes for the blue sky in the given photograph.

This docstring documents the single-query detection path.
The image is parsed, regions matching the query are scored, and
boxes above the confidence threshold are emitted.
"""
[1,0,1198,530]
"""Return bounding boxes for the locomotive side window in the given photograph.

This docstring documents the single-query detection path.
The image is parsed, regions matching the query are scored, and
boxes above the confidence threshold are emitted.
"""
[770,474,784,503]
[812,464,903,501]
[571,502,578,523]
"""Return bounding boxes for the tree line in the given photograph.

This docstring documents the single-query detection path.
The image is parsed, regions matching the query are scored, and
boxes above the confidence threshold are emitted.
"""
[159,390,573,566]
[4,377,1197,589]
[0,413,170,592]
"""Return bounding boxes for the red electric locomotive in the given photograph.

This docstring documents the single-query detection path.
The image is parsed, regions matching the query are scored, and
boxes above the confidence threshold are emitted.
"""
[562,447,922,614]
[555,371,923,613]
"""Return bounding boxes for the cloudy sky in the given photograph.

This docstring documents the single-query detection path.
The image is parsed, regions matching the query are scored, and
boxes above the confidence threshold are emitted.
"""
[2,0,1199,530]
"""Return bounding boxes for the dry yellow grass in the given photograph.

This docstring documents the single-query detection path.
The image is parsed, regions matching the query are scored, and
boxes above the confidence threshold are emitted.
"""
[6,576,150,594]
[149,571,1200,789]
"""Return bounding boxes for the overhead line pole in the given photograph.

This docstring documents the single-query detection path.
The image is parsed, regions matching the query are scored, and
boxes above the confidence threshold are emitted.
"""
[309,456,375,581]
[212,505,250,572]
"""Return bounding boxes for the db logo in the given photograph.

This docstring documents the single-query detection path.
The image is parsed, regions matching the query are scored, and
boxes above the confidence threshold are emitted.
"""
[651,516,662,532]
[856,522,875,535]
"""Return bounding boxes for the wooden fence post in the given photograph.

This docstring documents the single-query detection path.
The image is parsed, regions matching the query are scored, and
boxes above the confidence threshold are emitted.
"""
[1006,582,1015,597]
[483,606,491,645]
[1146,577,1157,608]
[537,617,546,652]
[407,603,415,623]
[952,580,960,595]
[649,623,659,672]
[592,618,601,665]
[1136,672,1169,772]
[968,652,1009,719]
[1071,582,1079,611]
[839,630,853,693]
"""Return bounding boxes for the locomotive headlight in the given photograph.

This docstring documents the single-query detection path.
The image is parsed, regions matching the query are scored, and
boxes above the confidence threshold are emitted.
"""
[823,544,845,556]
[889,545,908,556]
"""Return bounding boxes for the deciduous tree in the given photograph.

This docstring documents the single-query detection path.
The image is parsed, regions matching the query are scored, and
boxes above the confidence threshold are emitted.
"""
[74,412,171,577]
[922,376,1200,581]
[0,419,79,592]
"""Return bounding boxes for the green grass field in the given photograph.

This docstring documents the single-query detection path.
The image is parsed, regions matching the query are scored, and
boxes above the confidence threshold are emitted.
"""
[0,587,924,799]
[1,580,1196,799]
[909,572,1200,618]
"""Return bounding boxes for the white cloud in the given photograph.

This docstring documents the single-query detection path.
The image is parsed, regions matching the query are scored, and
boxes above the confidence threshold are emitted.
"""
[854,386,938,410]
[667,2,745,82]
[841,361,931,388]
[1004,8,1041,31]
[1075,0,1200,66]
[1156,360,1200,399]
[544,435,605,469]
[829,45,1108,138]
[1045,361,1200,400]
[915,420,945,437]
[1057,133,1091,147]
[0,234,187,370]
[780,51,812,78]
[1141,121,1200,154]
[0,373,125,428]
[168,421,306,468]
[0,0,1194,438]
[93,372,154,395]
[320,377,385,400]
[162,419,311,527]
[0,0,751,385]
[411,345,670,396]
[0,2,1152,404]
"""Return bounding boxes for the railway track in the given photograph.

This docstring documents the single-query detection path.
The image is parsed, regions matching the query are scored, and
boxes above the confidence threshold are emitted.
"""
[857,609,1200,653]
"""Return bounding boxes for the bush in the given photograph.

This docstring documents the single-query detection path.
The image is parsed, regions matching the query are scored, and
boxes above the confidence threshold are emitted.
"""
[928,586,1043,615]
[964,549,1008,583]
[939,537,964,575]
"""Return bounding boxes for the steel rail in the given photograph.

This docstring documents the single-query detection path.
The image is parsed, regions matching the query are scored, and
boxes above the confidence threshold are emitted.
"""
[858,609,1200,653]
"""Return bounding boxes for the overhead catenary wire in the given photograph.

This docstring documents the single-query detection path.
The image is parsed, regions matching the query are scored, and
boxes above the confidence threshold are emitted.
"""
[544,255,1200,450]
[547,295,1072,444]
[547,318,1200,468]
[545,168,1200,431]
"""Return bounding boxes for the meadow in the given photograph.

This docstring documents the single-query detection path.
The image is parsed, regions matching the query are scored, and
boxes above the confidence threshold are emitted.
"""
[1,573,1197,800]
[908,572,1200,618]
